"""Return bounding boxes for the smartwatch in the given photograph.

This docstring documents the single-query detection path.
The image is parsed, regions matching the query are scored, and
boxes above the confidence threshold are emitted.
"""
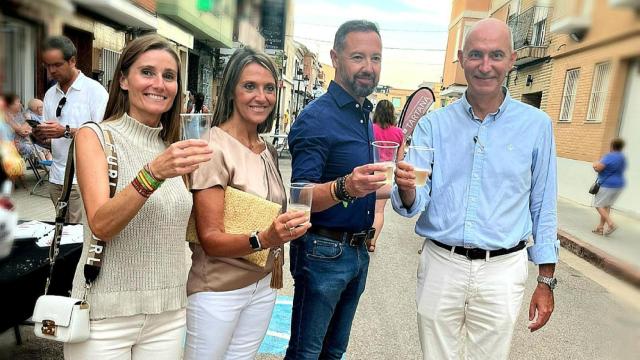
[63,125,72,139]
[249,231,262,251]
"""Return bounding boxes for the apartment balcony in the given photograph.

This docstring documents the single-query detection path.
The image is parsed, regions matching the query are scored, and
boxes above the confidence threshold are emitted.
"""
[550,0,591,35]
[508,6,552,66]
[235,18,265,51]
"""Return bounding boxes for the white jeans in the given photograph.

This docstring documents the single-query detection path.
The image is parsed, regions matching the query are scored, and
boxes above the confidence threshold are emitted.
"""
[417,239,528,360]
[63,308,186,360]
[184,274,276,360]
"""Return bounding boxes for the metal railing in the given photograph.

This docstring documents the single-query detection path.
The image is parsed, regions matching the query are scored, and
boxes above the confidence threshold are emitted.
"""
[508,6,553,50]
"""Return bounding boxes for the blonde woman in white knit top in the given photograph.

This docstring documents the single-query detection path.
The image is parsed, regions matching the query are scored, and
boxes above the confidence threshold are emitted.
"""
[64,35,212,359]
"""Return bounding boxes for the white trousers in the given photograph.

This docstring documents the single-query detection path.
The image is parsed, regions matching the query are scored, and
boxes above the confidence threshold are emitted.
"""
[63,308,186,360]
[417,240,528,360]
[184,274,276,360]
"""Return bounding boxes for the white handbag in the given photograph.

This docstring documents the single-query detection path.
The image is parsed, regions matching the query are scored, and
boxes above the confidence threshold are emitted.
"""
[32,295,90,343]
[32,123,118,343]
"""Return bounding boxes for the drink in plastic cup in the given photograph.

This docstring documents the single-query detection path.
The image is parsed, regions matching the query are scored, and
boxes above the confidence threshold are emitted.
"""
[180,113,213,142]
[181,114,213,189]
[288,183,315,224]
[407,146,434,187]
[372,141,400,185]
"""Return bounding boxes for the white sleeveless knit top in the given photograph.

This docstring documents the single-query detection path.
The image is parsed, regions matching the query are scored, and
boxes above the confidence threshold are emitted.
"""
[70,113,192,320]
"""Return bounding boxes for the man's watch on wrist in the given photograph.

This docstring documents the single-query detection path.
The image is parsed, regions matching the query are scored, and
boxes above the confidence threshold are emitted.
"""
[249,231,262,251]
[63,125,72,139]
[537,275,557,290]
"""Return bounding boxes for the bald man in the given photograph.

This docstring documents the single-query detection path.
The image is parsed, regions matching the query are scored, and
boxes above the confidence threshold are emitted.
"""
[393,18,558,359]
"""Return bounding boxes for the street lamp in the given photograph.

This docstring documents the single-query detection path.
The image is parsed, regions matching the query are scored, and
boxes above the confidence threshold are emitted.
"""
[294,69,308,115]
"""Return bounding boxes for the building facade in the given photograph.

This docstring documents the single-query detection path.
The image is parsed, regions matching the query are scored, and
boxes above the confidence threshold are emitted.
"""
[546,0,640,216]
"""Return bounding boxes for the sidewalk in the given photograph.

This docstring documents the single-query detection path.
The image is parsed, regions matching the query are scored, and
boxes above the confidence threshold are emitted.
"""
[557,197,640,287]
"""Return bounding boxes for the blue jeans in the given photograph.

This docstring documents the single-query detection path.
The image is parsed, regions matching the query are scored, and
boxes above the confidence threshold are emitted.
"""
[285,231,370,360]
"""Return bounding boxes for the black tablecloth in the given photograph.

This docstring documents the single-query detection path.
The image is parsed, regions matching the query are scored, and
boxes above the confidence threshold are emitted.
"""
[0,236,82,333]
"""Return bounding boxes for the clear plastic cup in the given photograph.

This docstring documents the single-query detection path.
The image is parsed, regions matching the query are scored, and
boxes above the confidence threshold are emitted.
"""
[372,141,400,185]
[180,113,213,142]
[407,146,434,187]
[288,183,315,224]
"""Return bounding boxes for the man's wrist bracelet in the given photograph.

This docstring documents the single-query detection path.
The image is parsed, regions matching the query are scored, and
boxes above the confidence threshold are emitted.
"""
[330,181,340,202]
[336,175,357,202]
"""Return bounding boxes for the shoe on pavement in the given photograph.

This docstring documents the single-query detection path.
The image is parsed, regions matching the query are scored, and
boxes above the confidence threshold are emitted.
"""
[604,225,618,236]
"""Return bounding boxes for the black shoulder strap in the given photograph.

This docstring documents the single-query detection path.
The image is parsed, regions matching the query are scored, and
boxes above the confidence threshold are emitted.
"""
[44,122,118,295]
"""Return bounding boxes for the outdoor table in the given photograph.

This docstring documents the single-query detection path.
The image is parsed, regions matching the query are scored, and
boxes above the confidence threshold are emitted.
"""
[260,133,289,157]
[0,223,82,335]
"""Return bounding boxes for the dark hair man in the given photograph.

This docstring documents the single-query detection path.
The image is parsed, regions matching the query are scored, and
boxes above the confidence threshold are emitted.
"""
[34,35,108,222]
[285,20,388,359]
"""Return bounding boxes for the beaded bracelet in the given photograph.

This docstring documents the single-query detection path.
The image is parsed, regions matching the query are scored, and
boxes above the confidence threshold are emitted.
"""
[336,175,357,202]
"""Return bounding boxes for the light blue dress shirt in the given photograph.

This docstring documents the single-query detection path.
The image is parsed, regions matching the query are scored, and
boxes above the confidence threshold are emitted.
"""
[391,89,559,265]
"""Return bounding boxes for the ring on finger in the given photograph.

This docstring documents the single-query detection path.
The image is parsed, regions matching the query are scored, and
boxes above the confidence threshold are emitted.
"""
[288,227,294,236]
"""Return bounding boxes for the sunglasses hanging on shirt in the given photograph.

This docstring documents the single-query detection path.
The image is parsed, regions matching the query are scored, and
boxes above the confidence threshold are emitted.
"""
[56,97,67,118]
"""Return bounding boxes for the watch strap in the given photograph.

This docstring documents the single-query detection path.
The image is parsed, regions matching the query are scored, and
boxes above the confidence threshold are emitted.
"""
[249,231,262,251]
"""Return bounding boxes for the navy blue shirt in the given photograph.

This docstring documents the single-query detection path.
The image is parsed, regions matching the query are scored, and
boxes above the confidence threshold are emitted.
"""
[288,81,376,232]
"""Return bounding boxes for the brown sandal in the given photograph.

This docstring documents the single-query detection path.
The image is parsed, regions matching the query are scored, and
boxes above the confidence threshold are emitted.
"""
[591,228,604,235]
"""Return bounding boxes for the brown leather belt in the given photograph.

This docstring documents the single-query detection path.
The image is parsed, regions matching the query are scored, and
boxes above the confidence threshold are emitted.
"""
[310,226,375,247]
[431,239,526,260]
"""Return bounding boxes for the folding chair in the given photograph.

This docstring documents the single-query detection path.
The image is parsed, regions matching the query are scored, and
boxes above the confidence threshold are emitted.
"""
[24,141,51,197]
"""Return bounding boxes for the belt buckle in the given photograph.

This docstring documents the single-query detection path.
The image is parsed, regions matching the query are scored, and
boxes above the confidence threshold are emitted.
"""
[464,248,486,260]
[350,232,366,247]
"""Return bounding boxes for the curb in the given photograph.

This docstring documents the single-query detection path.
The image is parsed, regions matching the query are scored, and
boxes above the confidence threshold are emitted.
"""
[558,229,640,288]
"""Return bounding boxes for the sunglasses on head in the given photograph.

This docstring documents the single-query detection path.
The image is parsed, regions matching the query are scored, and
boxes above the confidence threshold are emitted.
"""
[56,97,67,118]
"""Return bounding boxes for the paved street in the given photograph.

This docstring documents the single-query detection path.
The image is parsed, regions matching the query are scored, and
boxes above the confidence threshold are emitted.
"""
[1,157,639,359]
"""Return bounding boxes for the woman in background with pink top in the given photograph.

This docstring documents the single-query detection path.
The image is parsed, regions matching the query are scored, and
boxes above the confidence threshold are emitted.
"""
[370,100,404,252]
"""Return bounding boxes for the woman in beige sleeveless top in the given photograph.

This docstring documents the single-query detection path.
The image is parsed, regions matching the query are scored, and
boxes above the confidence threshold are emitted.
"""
[185,47,310,359]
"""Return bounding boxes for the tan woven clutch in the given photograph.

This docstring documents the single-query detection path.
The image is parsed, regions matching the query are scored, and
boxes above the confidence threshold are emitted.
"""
[186,186,282,268]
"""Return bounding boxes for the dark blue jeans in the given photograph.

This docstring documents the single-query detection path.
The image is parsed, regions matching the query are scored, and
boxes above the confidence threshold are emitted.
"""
[284,231,370,360]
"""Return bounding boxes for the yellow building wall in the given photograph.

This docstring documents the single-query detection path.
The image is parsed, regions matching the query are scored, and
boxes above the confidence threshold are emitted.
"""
[548,35,640,162]
[321,63,335,90]
[373,88,415,116]
[546,0,640,161]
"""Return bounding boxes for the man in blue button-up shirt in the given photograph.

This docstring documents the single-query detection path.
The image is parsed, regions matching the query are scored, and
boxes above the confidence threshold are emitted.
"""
[285,20,387,360]
[393,19,558,359]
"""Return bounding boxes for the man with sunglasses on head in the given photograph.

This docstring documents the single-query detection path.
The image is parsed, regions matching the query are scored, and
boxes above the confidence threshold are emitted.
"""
[393,19,558,359]
[34,35,108,223]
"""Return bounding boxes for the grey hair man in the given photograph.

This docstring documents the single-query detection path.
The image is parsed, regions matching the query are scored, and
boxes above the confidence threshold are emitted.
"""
[393,18,558,359]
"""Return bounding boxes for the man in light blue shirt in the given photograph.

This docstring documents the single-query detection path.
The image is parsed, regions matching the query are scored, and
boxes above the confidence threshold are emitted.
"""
[393,18,558,359]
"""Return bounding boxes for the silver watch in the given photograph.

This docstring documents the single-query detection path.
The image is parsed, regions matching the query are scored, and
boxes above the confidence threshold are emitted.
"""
[537,275,557,290]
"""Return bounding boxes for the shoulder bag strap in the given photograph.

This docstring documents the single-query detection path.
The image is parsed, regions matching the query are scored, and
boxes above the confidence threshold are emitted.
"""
[43,122,118,295]
[83,126,118,287]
